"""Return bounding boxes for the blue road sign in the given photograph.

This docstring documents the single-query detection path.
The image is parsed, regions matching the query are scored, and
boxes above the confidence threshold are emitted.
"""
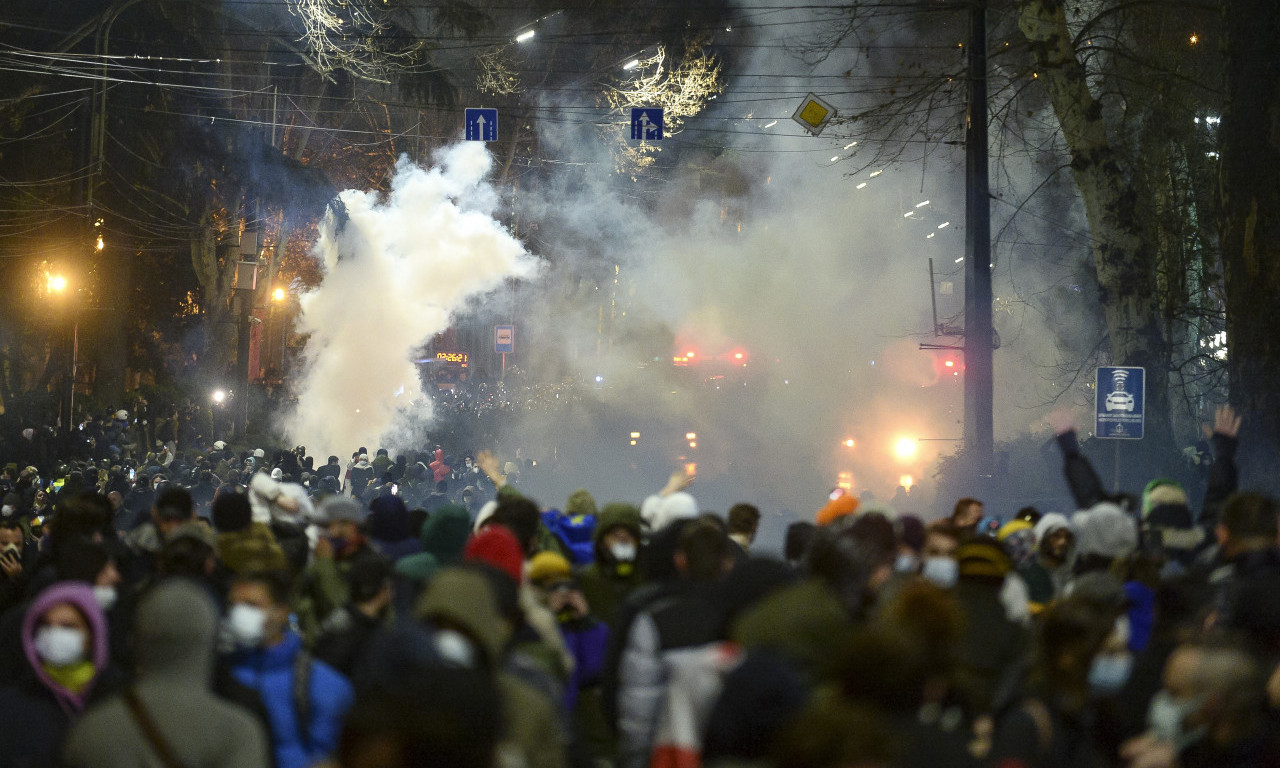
[630,107,664,141]
[1096,366,1145,439]
[465,108,498,141]
[494,325,515,354]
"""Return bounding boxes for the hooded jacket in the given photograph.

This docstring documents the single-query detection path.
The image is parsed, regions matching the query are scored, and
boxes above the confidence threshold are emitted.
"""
[417,568,567,768]
[0,582,122,768]
[429,449,451,484]
[577,503,645,629]
[227,629,353,768]
[62,579,270,768]
[395,503,472,584]
[218,521,289,575]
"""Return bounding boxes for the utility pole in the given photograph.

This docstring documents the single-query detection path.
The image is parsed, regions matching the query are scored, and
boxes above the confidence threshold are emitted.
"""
[963,0,995,475]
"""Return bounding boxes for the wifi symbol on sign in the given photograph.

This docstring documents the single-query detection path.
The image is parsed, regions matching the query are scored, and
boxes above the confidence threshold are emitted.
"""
[1111,370,1129,390]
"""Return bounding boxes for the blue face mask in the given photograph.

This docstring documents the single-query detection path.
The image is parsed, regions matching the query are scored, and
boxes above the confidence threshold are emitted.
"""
[1088,652,1134,696]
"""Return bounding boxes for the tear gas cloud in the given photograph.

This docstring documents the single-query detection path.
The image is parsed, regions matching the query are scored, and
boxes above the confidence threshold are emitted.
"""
[283,145,538,458]
[492,0,1096,528]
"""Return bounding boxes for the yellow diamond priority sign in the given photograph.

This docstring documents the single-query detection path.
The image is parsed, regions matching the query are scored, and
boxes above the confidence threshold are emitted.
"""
[792,93,836,136]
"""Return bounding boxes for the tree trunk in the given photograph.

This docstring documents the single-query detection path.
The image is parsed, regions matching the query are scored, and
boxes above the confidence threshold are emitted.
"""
[1219,0,1280,492]
[1017,0,1175,470]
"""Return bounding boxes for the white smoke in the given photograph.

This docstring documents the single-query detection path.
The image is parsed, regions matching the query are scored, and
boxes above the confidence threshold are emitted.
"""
[284,143,538,458]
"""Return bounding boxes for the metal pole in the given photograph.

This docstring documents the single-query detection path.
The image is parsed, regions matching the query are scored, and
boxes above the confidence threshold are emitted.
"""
[963,0,995,475]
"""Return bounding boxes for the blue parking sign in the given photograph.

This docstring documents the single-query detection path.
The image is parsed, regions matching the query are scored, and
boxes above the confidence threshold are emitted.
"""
[1096,366,1145,439]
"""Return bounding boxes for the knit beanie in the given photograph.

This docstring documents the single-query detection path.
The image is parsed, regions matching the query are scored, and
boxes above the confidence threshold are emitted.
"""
[1073,502,1138,560]
[565,489,598,519]
[528,551,573,586]
[463,525,524,585]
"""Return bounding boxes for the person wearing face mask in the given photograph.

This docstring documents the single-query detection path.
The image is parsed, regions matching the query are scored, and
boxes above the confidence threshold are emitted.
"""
[224,570,354,768]
[1121,638,1280,768]
[0,582,123,767]
[988,597,1113,768]
[0,519,35,614]
[62,578,271,768]
[298,496,381,642]
[576,503,645,630]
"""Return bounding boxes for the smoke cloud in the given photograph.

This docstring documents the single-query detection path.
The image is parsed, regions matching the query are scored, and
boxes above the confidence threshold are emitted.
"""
[283,144,538,458]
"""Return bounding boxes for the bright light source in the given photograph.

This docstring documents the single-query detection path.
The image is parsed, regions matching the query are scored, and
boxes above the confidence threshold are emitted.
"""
[904,211,914,218]
[893,437,918,461]
[926,233,936,239]
[734,352,744,360]
[685,351,696,359]
[595,375,604,383]
[623,58,640,70]
[915,200,930,208]
[830,156,840,163]
[837,471,854,490]
[47,275,67,292]
[516,29,535,42]
[630,440,637,446]
[856,182,867,190]
[689,441,697,448]
[869,170,883,178]
[938,222,950,229]
[630,431,641,439]
[844,438,855,448]
[212,390,226,404]
[944,360,955,368]
[763,120,777,128]
[685,462,697,477]
[272,287,285,301]
[686,432,697,440]
[955,257,964,263]
[844,141,857,149]
[899,474,914,489]
[1189,33,1198,45]
[95,235,104,251]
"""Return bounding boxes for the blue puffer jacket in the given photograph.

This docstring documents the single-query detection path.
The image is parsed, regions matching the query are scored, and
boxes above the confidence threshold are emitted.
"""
[228,630,354,768]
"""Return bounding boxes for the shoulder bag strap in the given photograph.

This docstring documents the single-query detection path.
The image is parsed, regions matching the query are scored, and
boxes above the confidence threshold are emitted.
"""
[123,687,191,768]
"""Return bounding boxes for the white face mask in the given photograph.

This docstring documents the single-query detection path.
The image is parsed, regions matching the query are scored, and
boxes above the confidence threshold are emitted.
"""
[894,552,920,574]
[433,628,478,669]
[921,556,959,588]
[609,541,637,563]
[226,604,267,648]
[1147,689,1207,750]
[35,626,87,667]
[93,585,118,612]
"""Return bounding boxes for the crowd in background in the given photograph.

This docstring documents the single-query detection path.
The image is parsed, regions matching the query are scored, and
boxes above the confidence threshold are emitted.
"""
[0,403,1278,768]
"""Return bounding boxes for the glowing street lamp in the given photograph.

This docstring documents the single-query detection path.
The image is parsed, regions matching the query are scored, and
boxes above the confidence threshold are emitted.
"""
[893,437,918,462]
[212,390,227,405]
[272,287,286,302]
[47,274,68,293]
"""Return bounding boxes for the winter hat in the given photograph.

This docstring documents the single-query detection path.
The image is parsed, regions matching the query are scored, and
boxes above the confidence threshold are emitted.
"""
[648,492,699,531]
[212,492,252,532]
[463,525,524,585]
[1142,479,1188,517]
[114,410,128,421]
[270,468,283,481]
[1073,502,1138,561]
[997,519,1037,566]
[528,551,573,586]
[253,448,265,459]
[957,536,1013,578]
[317,496,369,525]
[212,441,226,451]
[1033,512,1075,542]
[815,494,859,527]
[566,489,598,519]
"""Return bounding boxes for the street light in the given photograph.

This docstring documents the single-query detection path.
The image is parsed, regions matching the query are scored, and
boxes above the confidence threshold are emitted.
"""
[48,274,67,293]
[272,287,285,302]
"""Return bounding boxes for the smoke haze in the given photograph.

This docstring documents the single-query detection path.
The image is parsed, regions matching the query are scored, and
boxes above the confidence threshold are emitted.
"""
[283,144,538,458]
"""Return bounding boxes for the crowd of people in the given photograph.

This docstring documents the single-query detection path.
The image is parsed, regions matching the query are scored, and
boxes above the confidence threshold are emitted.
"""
[0,402,1278,768]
